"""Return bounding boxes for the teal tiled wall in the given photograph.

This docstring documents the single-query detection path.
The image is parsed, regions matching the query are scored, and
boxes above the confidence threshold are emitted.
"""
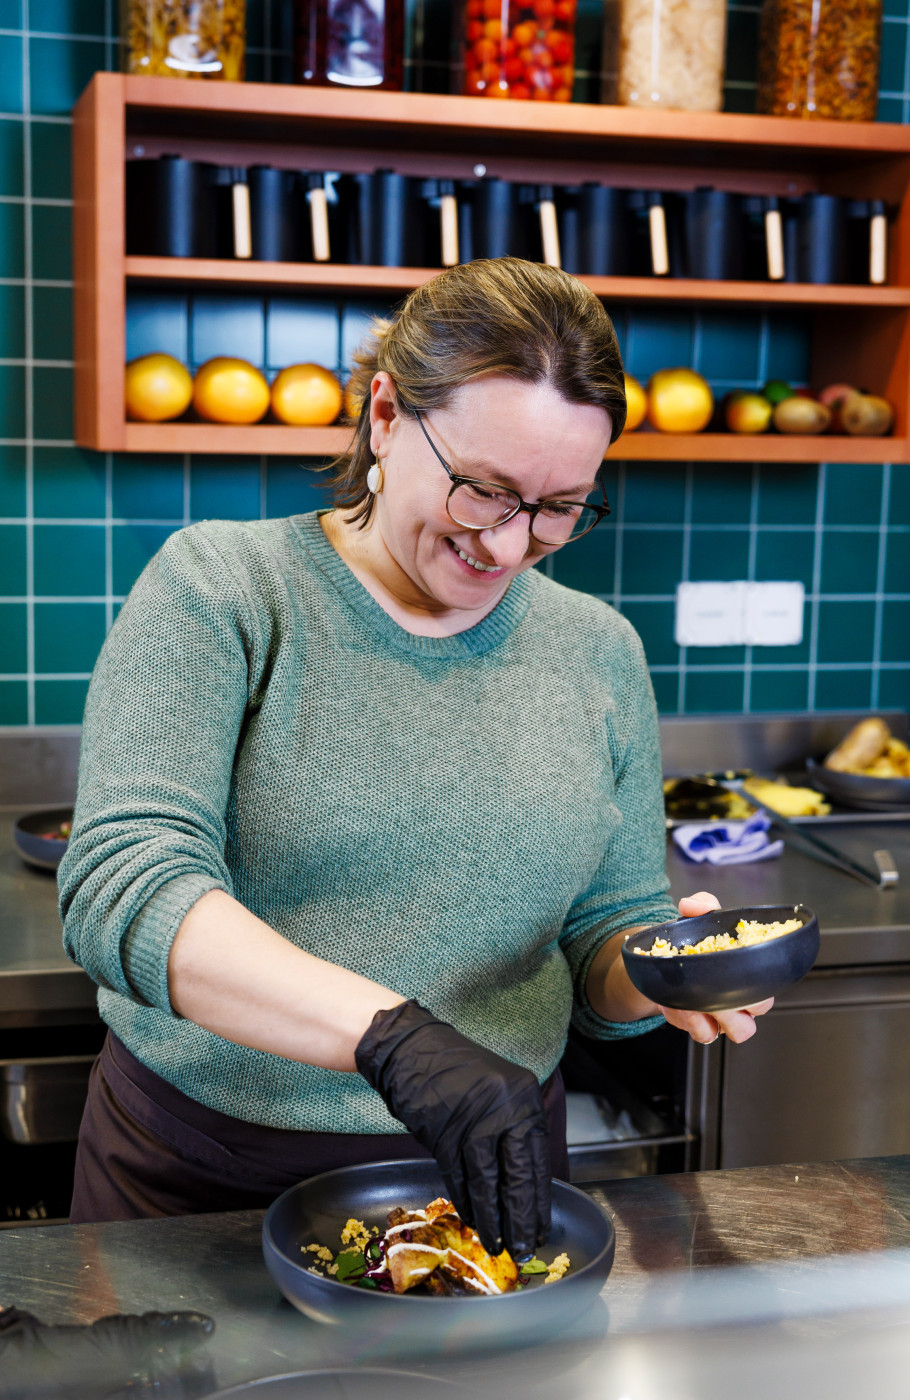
[1,0,909,723]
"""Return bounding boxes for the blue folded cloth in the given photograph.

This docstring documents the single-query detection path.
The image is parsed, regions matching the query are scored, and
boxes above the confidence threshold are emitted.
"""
[672,811,784,866]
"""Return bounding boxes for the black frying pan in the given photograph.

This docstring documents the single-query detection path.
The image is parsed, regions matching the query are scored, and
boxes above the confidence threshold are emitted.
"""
[262,1160,614,1350]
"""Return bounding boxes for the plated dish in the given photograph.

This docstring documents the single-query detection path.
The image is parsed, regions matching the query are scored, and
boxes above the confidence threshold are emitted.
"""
[12,806,74,871]
[621,904,820,1013]
[262,1159,614,1346]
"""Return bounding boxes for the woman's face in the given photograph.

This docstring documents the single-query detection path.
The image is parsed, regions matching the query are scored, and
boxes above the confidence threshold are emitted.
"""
[367,373,612,621]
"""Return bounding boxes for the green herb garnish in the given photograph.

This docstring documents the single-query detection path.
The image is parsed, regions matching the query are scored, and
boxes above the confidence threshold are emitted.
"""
[519,1257,547,1275]
[334,1247,367,1282]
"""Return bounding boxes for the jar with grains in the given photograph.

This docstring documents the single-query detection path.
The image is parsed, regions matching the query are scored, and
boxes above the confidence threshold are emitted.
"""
[122,0,245,79]
[605,0,727,111]
[756,0,882,120]
[460,0,578,102]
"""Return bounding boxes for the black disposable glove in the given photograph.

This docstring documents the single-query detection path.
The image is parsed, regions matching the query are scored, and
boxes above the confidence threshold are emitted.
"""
[355,999,551,1260]
[0,1304,215,1399]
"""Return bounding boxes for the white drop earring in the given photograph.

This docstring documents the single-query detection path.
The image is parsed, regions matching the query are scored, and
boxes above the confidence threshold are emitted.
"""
[366,459,384,495]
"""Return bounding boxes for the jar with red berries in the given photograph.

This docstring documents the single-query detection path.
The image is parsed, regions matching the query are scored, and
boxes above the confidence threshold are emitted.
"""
[460,0,577,102]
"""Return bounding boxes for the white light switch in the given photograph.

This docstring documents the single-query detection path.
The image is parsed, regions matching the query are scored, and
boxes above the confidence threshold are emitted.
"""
[675,581,805,648]
[744,581,804,646]
[675,582,747,647]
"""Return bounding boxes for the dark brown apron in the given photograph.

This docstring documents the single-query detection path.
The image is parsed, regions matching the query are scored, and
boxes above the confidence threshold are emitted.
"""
[70,1032,570,1223]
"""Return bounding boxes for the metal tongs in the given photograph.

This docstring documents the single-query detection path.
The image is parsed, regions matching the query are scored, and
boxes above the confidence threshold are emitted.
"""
[699,770,899,891]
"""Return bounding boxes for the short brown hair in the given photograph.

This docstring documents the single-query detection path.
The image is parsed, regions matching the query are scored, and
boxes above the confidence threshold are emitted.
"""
[325,258,626,527]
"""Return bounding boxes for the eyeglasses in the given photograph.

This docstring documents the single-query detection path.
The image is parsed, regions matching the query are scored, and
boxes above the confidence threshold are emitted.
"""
[412,410,611,547]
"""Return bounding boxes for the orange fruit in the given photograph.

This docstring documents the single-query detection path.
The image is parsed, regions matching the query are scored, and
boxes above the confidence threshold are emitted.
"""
[270,364,344,427]
[622,373,647,433]
[125,353,193,422]
[193,357,270,424]
[343,379,365,421]
[647,367,714,434]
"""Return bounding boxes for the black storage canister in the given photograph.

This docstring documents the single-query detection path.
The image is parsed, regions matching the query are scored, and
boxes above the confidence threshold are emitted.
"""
[125,154,218,258]
[558,184,632,277]
[459,177,533,262]
[248,166,305,262]
[791,192,848,284]
[337,170,426,266]
[682,187,746,281]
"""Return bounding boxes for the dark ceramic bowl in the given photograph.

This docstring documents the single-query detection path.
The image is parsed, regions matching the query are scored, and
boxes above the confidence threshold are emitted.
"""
[621,904,819,1013]
[13,806,74,871]
[262,1159,614,1349]
[806,758,910,812]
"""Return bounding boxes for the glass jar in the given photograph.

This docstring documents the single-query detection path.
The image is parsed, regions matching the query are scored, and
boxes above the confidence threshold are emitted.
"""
[461,0,577,102]
[756,0,882,120]
[293,0,404,89]
[608,0,727,111]
[122,0,246,79]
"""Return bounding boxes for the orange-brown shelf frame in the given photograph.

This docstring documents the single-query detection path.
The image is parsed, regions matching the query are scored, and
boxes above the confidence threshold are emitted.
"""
[74,73,910,460]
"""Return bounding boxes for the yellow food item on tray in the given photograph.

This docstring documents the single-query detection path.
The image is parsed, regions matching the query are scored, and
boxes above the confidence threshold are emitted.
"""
[823,719,910,778]
[742,777,830,817]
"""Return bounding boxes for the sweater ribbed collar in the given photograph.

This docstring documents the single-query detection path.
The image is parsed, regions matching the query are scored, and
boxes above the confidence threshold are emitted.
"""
[290,511,535,658]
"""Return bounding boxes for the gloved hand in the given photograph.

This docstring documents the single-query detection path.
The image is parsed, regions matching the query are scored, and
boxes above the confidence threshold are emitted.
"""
[0,1304,215,1399]
[355,999,551,1260]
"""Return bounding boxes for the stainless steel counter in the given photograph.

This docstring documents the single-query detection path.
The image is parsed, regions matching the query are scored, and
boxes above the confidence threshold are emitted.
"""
[4,1156,910,1398]
[0,811,95,1025]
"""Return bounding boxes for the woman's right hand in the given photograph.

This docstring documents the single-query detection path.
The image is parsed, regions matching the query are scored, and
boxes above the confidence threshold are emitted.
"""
[355,1000,550,1261]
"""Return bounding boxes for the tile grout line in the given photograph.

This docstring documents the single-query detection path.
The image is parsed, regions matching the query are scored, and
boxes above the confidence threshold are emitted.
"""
[806,462,826,709]
[21,0,33,724]
[870,462,891,709]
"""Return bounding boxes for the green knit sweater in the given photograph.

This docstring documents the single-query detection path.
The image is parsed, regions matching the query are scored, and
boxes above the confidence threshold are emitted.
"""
[58,512,676,1134]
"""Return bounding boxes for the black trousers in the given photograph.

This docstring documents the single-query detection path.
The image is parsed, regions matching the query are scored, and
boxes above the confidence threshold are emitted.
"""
[70,1032,570,1224]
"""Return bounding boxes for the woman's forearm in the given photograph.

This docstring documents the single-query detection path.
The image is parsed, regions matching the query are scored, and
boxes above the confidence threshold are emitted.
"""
[584,926,660,1023]
[167,889,405,1071]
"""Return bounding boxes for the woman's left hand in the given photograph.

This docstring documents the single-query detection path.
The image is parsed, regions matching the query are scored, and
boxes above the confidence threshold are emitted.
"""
[658,890,774,1046]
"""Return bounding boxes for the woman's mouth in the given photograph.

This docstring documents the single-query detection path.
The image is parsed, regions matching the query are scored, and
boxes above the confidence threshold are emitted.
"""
[446,538,504,575]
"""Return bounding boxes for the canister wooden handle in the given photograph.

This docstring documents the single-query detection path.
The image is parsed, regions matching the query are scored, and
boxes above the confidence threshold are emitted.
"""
[232,181,252,260]
[540,199,561,268]
[308,186,330,263]
[649,203,668,276]
[870,212,887,285]
[440,193,459,267]
[765,208,784,280]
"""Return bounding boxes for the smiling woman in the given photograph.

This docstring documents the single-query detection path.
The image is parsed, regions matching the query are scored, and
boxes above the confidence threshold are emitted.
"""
[58,257,770,1256]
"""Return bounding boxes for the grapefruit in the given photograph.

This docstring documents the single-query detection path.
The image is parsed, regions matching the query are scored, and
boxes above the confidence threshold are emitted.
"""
[647,368,714,434]
[125,353,193,422]
[271,364,344,427]
[193,358,270,425]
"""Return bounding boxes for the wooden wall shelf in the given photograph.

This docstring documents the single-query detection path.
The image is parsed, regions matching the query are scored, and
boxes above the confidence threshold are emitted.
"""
[74,74,910,461]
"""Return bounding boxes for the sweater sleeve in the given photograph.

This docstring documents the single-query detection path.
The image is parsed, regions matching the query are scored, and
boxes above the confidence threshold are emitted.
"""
[558,615,678,1040]
[57,524,264,1013]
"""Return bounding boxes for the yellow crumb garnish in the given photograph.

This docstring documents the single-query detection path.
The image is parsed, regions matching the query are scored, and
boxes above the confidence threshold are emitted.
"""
[634,918,802,958]
[340,1217,370,1249]
[544,1252,571,1284]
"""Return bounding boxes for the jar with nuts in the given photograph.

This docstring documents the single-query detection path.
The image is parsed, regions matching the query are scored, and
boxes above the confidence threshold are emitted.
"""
[756,0,882,120]
[121,0,246,80]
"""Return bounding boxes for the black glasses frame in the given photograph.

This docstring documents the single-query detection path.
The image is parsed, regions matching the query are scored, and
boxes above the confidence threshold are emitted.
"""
[412,410,611,546]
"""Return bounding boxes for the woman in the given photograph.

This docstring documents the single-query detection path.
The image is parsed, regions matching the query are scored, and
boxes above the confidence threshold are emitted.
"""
[59,258,770,1258]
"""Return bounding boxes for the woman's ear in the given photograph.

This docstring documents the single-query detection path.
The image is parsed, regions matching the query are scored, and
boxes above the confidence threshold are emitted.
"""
[369,372,398,456]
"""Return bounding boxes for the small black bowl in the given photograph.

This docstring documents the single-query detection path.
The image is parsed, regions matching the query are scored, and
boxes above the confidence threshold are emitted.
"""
[262,1159,614,1350]
[12,806,74,871]
[806,758,910,812]
[621,904,819,1013]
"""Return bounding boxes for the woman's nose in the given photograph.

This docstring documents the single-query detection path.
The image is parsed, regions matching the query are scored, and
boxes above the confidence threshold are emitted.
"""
[478,512,533,568]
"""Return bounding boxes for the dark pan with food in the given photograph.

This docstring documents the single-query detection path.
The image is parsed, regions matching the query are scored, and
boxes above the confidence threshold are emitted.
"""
[262,1159,614,1348]
[806,759,910,812]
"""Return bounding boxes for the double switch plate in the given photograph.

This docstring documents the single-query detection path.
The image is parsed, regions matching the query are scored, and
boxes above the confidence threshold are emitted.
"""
[675,581,805,648]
